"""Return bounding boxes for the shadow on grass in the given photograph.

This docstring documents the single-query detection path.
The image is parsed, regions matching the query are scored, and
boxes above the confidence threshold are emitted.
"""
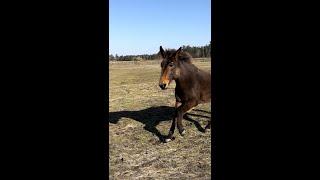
[108,106,210,142]
[193,109,211,114]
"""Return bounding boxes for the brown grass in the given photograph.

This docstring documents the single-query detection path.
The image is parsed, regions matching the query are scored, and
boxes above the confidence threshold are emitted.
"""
[108,58,212,179]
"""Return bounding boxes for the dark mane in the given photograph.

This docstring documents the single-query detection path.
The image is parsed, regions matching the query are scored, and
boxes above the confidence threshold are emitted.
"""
[158,49,193,64]
[177,51,193,63]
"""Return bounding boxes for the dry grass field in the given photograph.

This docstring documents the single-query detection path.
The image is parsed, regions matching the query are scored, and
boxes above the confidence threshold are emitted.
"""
[108,58,212,179]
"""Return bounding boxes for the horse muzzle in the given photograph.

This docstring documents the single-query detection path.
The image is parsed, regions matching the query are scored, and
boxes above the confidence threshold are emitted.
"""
[159,83,167,90]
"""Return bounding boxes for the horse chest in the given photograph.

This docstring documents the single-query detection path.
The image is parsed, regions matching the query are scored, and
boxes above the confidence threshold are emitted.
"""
[175,85,189,102]
[175,87,196,103]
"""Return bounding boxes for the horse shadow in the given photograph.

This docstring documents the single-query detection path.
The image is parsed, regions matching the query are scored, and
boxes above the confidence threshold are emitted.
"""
[107,106,211,142]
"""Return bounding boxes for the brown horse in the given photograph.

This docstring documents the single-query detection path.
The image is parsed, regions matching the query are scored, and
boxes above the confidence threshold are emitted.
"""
[159,46,211,142]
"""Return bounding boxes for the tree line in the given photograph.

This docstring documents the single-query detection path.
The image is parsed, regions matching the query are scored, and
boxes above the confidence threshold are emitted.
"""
[109,42,211,61]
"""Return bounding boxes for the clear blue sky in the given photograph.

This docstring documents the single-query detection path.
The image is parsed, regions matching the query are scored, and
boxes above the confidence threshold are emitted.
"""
[109,0,211,56]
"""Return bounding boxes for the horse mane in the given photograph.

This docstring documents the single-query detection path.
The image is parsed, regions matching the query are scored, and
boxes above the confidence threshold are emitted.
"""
[177,51,193,64]
[158,48,193,64]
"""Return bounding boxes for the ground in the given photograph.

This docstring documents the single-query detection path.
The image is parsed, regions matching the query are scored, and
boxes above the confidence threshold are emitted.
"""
[108,58,212,179]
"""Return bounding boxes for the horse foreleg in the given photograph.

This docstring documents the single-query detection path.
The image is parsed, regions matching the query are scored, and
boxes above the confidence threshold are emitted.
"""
[175,101,181,109]
[165,112,177,143]
[176,101,194,112]
[177,100,197,136]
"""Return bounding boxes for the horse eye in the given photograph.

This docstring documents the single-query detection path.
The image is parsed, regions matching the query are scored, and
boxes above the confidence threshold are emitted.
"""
[169,63,174,67]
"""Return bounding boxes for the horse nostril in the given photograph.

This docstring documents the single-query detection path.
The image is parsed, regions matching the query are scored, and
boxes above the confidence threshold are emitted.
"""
[159,84,166,89]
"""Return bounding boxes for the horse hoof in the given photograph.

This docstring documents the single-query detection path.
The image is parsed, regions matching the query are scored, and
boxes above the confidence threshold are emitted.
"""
[180,129,186,136]
[164,136,175,143]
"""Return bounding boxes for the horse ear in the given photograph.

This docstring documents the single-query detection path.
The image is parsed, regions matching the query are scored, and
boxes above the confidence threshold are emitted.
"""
[174,47,182,60]
[176,47,182,53]
[159,46,165,58]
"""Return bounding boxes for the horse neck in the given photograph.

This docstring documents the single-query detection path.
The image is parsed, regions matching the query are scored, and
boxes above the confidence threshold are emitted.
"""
[175,62,196,87]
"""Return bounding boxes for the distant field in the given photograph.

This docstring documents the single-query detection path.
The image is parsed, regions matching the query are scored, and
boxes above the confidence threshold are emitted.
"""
[108,58,212,179]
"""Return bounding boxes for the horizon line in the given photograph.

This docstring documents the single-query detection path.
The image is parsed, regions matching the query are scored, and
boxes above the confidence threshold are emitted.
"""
[109,42,211,56]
